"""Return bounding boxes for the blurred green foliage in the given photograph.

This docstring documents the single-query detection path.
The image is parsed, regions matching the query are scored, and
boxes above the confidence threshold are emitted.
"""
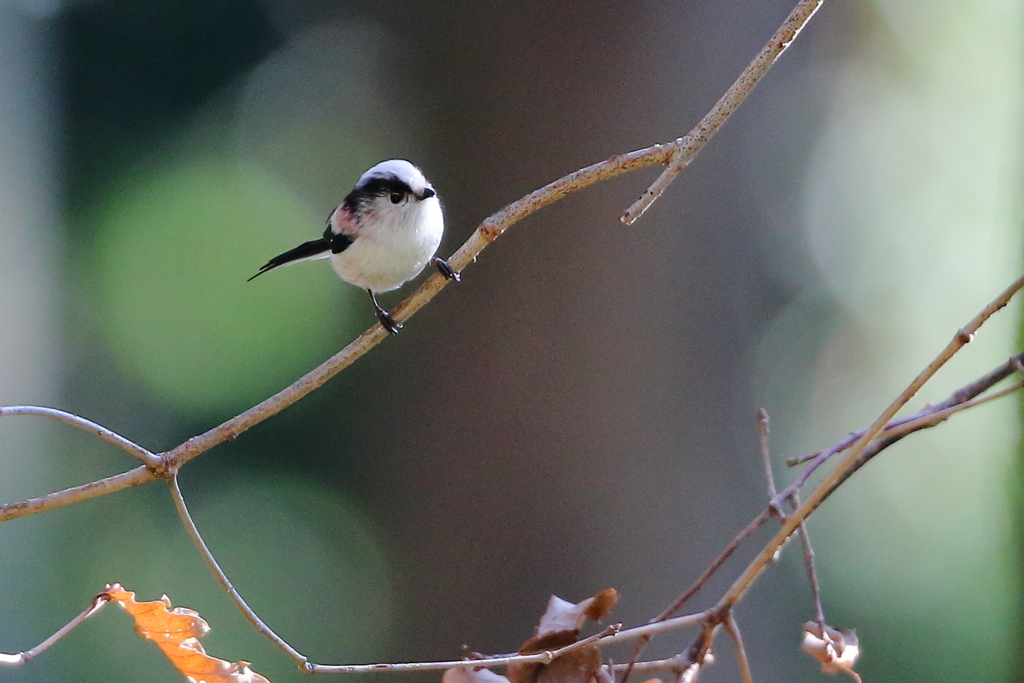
[89,154,356,415]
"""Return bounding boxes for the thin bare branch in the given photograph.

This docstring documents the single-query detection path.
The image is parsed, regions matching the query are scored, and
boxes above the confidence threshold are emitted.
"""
[620,0,826,224]
[163,144,677,470]
[788,493,825,625]
[757,408,777,500]
[786,351,1024,467]
[606,656,690,674]
[0,465,156,523]
[818,378,1024,504]
[166,475,310,670]
[310,613,706,675]
[758,410,827,626]
[0,405,162,469]
[775,367,1024,516]
[0,592,110,666]
[721,615,753,683]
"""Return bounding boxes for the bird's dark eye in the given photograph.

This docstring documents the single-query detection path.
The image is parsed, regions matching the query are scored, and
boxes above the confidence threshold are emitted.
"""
[389,192,403,204]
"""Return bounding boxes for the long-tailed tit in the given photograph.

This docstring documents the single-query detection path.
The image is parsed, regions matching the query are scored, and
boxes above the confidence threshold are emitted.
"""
[249,159,458,334]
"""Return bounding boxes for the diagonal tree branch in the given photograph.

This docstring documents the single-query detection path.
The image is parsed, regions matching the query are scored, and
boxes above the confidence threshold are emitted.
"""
[711,272,1024,615]
[619,0,826,224]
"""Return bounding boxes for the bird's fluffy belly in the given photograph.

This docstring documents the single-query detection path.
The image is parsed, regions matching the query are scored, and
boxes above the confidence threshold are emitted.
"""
[330,230,439,292]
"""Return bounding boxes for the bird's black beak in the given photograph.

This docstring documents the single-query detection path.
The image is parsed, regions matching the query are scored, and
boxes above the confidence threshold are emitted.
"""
[418,187,436,200]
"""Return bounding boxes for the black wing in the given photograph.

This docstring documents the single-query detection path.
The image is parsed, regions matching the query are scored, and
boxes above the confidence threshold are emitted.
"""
[248,225,355,281]
[247,237,331,281]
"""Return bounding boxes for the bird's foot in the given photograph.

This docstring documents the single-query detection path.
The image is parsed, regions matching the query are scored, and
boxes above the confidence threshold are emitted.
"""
[376,309,403,335]
[432,257,460,282]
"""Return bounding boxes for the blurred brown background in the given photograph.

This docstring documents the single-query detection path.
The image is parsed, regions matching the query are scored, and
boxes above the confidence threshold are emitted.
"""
[0,1,1020,682]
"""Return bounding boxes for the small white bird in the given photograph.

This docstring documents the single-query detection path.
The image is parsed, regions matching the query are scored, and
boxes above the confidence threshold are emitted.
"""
[249,159,457,334]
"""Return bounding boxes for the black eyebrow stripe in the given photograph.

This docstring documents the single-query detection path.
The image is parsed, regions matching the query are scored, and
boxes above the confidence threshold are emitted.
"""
[343,175,416,213]
[360,176,413,197]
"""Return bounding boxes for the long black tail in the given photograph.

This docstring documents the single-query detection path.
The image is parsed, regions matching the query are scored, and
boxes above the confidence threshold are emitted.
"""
[248,238,330,281]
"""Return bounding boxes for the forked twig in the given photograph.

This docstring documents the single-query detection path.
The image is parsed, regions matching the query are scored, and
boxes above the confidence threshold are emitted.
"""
[760,411,825,625]
[620,0,825,224]
[0,592,110,666]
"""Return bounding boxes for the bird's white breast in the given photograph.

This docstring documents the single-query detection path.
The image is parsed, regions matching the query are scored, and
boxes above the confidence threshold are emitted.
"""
[330,196,444,292]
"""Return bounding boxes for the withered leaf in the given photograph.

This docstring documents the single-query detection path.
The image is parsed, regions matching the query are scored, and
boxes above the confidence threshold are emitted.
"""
[520,589,619,653]
[507,589,618,683]
[800,621,861,682]
[105,583,270,683]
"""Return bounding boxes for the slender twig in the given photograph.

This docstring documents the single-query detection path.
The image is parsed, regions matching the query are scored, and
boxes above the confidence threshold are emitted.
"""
[712,273,1024,615]
[661,511,773,623]
[0,592,110,666]
[762,412,826,625]
[166,475,310,670]
[0,405,162,469]
[778,370,1024,505]
[721,615,753,683]
[756,409,777,501]
[817,378,1024,504]
[173,470,705,676]
[788,493,825,625]
[310,613,706,674]
[0,465,156,523]
[620,0,826,224]
[757,408,787,525]
[786,352,1024,467]
[606,656,689,674]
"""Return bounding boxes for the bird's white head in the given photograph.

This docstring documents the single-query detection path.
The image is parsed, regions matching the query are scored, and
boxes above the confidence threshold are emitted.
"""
[338,159,442,240]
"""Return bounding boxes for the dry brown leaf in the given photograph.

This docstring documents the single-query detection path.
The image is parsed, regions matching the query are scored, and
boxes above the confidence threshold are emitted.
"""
[526,589,619,647]
[105,583,270,683]
[800,621,861,683]
[507,589,618,683]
